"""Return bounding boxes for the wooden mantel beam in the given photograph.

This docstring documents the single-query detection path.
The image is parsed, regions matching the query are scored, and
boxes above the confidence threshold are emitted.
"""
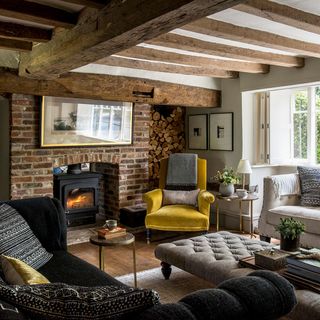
[148,33,304,68]
[235,0,320,35]
[182,18,320,58]
[0,71,221,108]
[19,0,246,79]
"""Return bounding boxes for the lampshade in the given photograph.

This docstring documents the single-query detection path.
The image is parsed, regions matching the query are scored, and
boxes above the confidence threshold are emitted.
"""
[237,159,252,174]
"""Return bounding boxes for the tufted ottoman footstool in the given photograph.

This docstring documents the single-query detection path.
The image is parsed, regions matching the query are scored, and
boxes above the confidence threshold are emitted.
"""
[155,231,274,284]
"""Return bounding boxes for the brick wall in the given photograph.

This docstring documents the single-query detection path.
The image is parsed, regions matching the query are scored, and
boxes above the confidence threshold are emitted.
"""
[9,94,151,218]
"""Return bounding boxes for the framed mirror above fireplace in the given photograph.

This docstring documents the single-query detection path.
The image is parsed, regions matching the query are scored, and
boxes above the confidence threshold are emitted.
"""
[41,96,133,147]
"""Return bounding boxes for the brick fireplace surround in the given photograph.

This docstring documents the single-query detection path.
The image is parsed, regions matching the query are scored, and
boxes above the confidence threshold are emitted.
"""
[10,94,150,219]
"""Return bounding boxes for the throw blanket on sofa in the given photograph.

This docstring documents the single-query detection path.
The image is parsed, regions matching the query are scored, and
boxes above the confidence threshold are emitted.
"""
[166,154,197,190]
[271,173,300,198]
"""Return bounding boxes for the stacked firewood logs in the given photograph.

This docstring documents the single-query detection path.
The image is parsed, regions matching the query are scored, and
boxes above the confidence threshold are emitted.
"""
[149,106,185,184]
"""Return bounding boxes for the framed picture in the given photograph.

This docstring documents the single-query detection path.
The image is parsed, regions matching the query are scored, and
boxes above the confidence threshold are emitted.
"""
[40,96,133,147]
[188,114,207,150]
[209,112,233,151]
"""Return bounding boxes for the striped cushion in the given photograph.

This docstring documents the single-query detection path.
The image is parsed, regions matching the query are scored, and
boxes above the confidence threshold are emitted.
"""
[298,166,320,206]
[0,204,52,270]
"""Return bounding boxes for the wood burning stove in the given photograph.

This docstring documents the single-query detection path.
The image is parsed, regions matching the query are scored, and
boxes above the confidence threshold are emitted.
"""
[53,172,101,227]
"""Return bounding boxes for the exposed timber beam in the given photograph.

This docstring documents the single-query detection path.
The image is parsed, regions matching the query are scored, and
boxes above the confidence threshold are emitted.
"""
[147,33,304,68]
[0,0,78,29]
[19,0,246,79]
[0,38,32,52]
[0,71,221,108]
[235,0,320,35]
[0,21,52,42]
[59,0,109,9]
[118,46,269,73]
[97,55,239,78]
[182,18,320,58]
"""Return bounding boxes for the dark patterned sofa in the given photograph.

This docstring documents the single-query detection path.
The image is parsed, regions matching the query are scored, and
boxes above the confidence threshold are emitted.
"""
[0,197,296,320]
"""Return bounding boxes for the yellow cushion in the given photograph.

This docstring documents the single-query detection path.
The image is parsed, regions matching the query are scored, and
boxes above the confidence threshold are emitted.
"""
[0,255,50,285]
[145,204,209,231]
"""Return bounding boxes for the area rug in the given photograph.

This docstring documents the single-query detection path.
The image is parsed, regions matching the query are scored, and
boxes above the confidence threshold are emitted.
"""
[116,266,214,303]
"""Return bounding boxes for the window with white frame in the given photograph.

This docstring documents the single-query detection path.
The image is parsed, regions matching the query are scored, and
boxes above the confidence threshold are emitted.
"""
[252,85,320,165]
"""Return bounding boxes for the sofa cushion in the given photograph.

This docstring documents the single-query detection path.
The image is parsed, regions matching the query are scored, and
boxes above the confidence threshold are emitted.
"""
[298,166,320,206]
[0,255,50,285]
[162,189,200,207]
[38,250,124,287]
[0,204,53,269]
[1,197,67,252]
[268,206,320,235]
[0,282,160,320]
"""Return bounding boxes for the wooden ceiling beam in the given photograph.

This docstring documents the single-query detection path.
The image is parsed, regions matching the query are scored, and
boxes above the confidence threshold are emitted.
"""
[118,46,269,73]
[0,38,32,52]
[59,0,109,9]
[0,21,51,42]
[97,55,239,78]
[182,18,320,58]
[0,0,78,29]
[235,0,320,35]
[147,33,304,68]
[0,71,221,108]
[18,0,246,79]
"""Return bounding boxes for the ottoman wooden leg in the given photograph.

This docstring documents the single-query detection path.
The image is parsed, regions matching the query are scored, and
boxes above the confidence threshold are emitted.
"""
[161,262,172,280]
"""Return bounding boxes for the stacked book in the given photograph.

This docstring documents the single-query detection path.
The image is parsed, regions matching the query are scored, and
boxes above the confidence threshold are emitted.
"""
[286,255,320,284]
[97,227,126,240]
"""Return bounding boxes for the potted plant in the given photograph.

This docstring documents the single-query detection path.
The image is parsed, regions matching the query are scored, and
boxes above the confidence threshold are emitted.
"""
[215,168,240,196]
[275,217,306,251]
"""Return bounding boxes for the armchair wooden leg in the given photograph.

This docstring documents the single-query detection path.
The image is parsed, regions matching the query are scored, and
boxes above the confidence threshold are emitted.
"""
[146,228,151,244]
[260,235,271,243]
[161,262,172,280]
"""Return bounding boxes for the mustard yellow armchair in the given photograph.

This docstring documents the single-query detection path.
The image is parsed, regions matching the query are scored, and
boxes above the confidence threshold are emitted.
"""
[143,158,214,243]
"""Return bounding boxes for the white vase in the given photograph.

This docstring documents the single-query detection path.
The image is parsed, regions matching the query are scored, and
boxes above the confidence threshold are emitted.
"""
[219,183,234,196]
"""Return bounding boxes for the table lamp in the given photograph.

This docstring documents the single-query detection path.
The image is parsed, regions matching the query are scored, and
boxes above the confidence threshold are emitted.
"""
[237,159,252,190]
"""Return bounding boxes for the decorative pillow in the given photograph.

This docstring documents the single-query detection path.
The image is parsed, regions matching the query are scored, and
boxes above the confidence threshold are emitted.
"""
[0,204,53,270]
[162,189,200,207]
[297,166,320,206]
[0,282,160,320]
[0,255,50,285]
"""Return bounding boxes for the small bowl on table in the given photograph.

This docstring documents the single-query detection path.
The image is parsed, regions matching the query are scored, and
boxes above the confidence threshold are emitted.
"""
[236,189,248,199]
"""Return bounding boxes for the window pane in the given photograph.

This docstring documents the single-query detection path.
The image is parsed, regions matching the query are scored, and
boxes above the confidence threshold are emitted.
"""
[293,113,308,159]
[316,87,320,112]
[294,90,308,112]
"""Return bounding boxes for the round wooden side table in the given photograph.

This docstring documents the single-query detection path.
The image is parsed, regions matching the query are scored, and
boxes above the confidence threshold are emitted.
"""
[90,233,137,287]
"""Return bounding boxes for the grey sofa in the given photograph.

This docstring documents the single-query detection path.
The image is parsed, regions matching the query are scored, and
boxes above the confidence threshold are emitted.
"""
[258,173,320,248]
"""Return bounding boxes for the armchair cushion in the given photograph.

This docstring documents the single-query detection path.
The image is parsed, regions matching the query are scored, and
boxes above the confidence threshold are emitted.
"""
[163,189,200,207]
[145,205,209,231]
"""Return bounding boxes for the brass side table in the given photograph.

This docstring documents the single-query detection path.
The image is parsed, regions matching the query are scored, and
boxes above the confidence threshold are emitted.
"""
[215,194,259,237]
[90,233,137,287]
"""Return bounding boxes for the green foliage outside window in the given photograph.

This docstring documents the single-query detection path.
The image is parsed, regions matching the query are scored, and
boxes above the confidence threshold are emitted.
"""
[293,90,308,159]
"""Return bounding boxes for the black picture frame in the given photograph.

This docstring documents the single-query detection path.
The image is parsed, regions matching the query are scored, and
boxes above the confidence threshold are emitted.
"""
[209,112,233,151]
[188,114,208,150]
